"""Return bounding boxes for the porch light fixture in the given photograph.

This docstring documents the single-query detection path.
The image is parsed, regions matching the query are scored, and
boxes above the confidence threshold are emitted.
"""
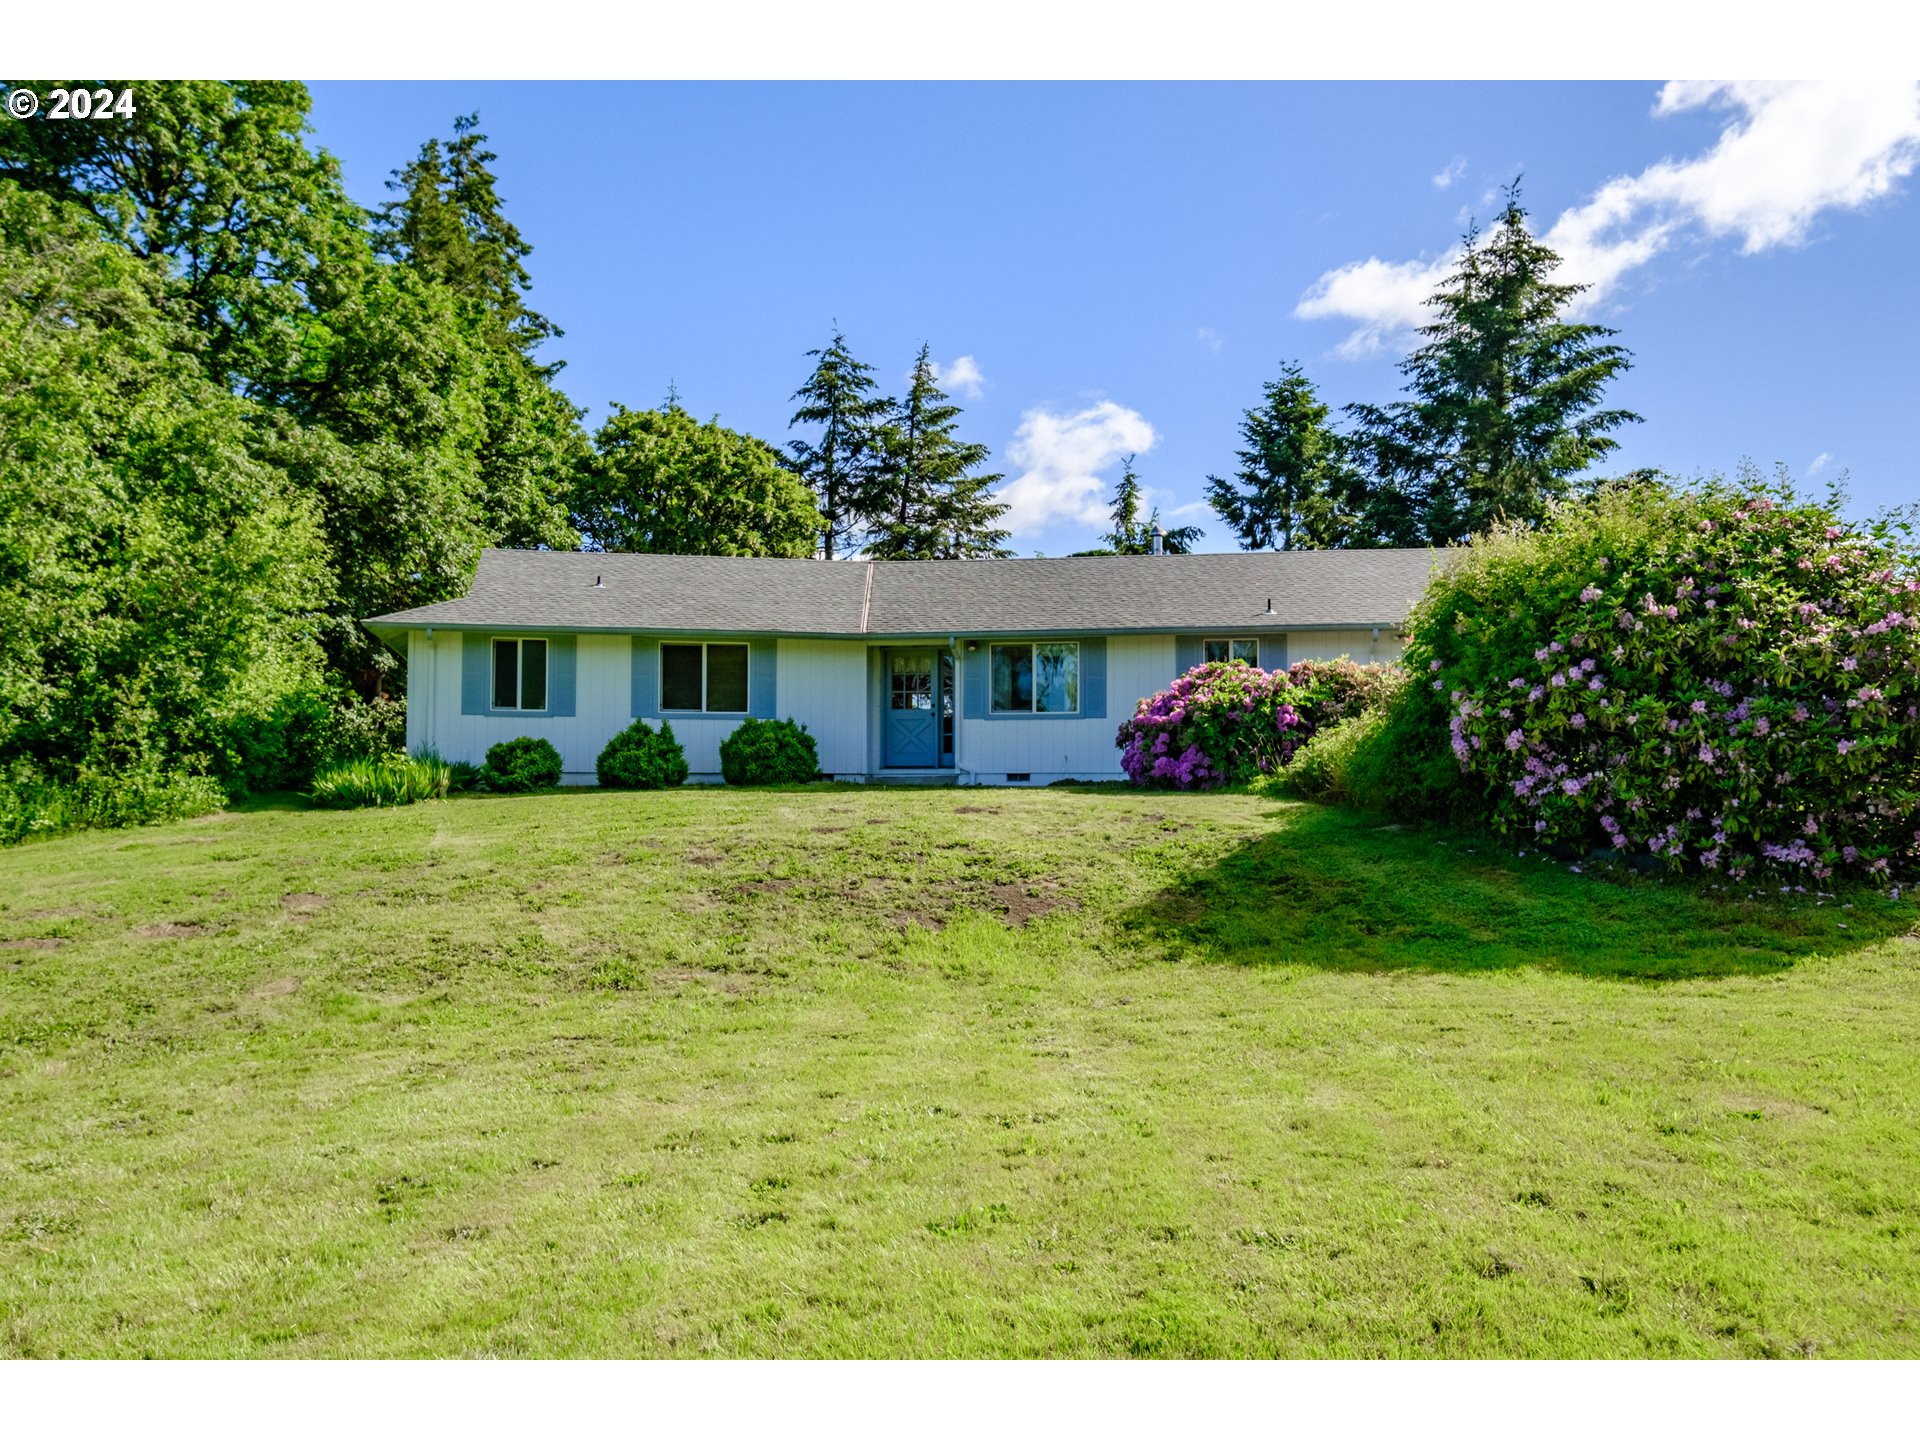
[965,639,979,652]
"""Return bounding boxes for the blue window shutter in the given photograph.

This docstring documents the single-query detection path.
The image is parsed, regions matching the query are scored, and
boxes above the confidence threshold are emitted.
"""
[1256,633,1289,672]
[1079,637,1107,720]
[750,638,777,719]
[461,633,489,714]
[631,637,658,718]
[547,634,577,716]
[1175,636,1203,675]
[963,646,986,719]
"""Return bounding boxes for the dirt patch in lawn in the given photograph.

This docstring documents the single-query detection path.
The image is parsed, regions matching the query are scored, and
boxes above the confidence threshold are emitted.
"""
[811,825,848,834]
[1,937,62,951]
[888,879,1080,933]
[682,852,723,868]
[135,922,213,939]
[988,883,1078,927]
[737,878,795,895]
[282,892,329,913]
[251,977,302,998]
[953,806,1000,815]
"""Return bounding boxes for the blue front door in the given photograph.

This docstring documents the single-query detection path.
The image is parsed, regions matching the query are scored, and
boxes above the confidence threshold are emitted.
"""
[885,651,938,767]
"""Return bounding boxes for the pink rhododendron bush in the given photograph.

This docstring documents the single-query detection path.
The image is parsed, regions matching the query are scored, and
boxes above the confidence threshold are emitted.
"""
[1407,472,1920,883]
[1117,657,1393,789]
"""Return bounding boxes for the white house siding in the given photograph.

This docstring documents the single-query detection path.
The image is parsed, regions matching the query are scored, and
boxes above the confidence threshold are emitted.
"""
[955,634,1171,785]
[404,630,873,784]
[400,626,1399,787]
[774,638,869,777]
[1287,627,1403,665]
[413,629,631,784]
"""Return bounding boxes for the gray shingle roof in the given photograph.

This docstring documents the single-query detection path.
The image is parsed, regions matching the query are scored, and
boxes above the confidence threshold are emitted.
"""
[363,547,1445,639]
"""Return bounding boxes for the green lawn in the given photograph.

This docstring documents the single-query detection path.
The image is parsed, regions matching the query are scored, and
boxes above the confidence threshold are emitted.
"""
[2,787,1917,1357]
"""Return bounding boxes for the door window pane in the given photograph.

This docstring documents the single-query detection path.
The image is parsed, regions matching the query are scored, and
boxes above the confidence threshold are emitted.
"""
[493,639,519,708]
[890,654,933,710]
[1033,642,1079,713]
[661,644,703,710]
[520,639,548,711]
[990,644,1033,712]
[705,644,750,713]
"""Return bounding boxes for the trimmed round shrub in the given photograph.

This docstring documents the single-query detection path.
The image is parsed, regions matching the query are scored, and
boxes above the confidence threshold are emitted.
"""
[482,735,564,793]
[596,719,689,790]
[1406,471,1920,882]
[718,717,821,786]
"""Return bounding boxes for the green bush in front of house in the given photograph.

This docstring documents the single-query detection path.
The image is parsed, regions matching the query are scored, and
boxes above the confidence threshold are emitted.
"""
[596,720,689,790]
[482,736,565,793]
[307,749,452,808]
[719,717,821,786]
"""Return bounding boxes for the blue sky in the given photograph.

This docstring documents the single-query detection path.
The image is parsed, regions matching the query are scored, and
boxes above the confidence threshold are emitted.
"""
[308,81,1920,555]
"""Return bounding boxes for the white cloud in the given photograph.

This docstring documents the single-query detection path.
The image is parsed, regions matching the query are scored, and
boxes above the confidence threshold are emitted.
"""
[1433,155,1468,189]
[1196,326,1223,352]
[929,354,985,398]
[996,401,1157,535]
[1292,252,1455,358]
[1298,81,1920,356]
[1808,451,1832,476]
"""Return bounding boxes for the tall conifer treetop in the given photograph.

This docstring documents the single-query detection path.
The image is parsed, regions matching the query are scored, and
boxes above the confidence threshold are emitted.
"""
[787,327,892,560]
[1206,361,1355,551]
[1344,181,1640,546]
[863,344,1011,560]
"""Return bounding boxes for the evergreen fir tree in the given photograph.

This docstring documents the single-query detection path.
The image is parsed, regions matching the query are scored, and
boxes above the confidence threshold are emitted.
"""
[1345,181,1640,545]
[1094,457,1201,554]
[864,346,1011,559]
[787,327,892,560]
[375,114,559,358]
[1205,361,1355,550]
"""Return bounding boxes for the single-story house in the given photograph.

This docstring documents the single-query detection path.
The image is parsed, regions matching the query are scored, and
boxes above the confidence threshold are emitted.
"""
[362,548,1440,786]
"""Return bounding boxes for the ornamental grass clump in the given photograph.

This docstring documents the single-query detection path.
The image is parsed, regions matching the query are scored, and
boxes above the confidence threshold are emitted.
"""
[1408,468,1920,883]
[1117,661,1306,789]
[307,750,451,809]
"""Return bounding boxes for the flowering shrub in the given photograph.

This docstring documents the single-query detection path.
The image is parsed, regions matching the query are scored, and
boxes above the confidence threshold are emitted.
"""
[1407,470,1920,883]
[1282,657,1396,731]
[1117,657,1395,790]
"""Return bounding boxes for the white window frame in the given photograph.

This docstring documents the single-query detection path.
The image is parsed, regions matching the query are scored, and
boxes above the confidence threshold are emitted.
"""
[660,640,751,715]
[490,635,550,712]
[1204,637,1260,665]
[988,640,1081,716]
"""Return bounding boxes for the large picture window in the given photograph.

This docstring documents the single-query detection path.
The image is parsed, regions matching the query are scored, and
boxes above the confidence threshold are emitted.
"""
[491,637,548,710]
[661,642,750,713]
[990,641,1079,714]
[1204,638,1259,665]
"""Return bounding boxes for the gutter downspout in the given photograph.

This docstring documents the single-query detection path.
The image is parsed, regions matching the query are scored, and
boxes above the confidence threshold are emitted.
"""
[948,635,973,787]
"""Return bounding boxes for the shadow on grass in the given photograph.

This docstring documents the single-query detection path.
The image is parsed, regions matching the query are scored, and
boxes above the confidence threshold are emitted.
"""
[1117,800,1916,981]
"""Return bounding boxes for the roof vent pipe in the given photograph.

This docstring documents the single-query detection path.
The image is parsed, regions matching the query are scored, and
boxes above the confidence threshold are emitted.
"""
[1265,598,1275,616]
[594,575,603,588]
[1150,527,1165,556]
